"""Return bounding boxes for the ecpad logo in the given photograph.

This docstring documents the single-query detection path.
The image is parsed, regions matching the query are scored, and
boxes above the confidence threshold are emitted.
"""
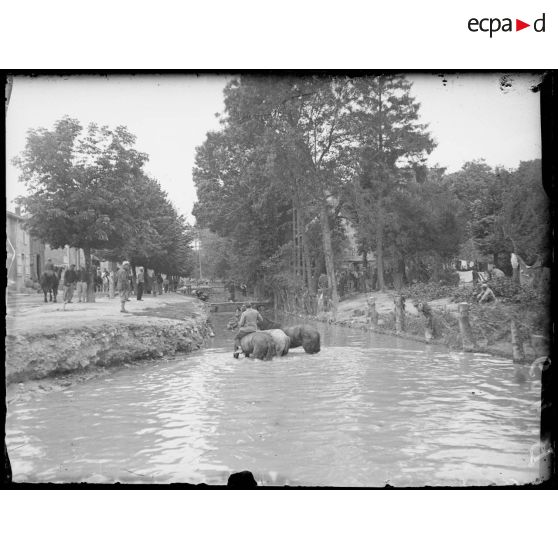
[468,13,546,37]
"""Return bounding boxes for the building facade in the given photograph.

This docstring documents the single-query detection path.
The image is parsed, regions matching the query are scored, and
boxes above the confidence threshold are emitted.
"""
[6,209,45,291]
[6,209,88,292]
[44,244,86,269]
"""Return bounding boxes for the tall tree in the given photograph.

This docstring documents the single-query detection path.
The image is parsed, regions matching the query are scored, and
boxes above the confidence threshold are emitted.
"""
[348,76,436,289]
[14,117,193,297]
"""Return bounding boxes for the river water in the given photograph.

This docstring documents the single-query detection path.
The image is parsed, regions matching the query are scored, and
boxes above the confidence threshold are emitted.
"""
[6,314,542,486]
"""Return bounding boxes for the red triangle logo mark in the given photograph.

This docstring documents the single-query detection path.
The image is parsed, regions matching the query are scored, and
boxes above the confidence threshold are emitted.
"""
[516,19,530,31]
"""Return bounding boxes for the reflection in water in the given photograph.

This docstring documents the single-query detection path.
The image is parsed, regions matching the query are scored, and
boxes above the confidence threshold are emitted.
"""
[6,315,541,486]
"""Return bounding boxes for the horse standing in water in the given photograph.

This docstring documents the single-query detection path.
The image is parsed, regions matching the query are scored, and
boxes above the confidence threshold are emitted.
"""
[239,331,276,361]
[40,270,59,303]
[259,315,321,355]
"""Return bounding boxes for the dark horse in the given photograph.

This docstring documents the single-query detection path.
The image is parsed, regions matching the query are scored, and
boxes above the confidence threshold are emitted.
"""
[281,325,321,354]
[40,270,59,303]
[259,315,321,355]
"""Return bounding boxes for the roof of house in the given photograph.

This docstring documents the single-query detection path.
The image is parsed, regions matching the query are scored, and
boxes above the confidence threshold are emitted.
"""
[6,210,27,221]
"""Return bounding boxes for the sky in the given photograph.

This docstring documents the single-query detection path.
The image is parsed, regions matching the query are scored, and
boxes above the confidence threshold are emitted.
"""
[5,73,542,222]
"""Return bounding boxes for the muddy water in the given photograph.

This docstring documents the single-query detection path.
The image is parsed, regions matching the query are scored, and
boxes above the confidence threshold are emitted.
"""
[6,315,542,486]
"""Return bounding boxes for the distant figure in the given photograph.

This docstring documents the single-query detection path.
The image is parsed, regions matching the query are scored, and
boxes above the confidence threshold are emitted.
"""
[136,267,145,301]
[163,275,169,293]
[233,302,263,358]
[157,273,164,295]
[63,264,78,308]
[44,258,55,273]
[150,272,157,297]
[144,271,153,295]
[477,283,496,304]
[102,269,110,294]
[76,266,88,302]
[94,268,103,293]
[117,261,131,313]
[228,281,236,302]
[240,283,247,297]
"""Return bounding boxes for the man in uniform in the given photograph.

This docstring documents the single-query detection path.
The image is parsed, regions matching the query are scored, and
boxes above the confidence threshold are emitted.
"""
[62,264,78,309]
[233,302,263,358]
[117,261,131,313]
[136,267,145,301]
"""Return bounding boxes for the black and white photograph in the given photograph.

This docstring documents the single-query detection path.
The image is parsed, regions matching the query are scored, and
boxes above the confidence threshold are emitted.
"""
[3,72,553,487]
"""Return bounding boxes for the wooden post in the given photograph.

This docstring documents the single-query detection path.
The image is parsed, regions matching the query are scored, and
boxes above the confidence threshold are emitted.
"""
[418,302,435,341]
[458,302,475,351]
[367,296,378,326]
[394,295,405,333]
[510,319,525,362]
[317,290,324,314]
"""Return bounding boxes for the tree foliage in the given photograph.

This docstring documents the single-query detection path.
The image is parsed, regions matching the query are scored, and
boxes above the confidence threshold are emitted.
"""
[192,76,548,309]
[14,116,194,282]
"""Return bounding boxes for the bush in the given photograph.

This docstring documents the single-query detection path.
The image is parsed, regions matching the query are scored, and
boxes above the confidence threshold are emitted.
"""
[402,281,470,302]
[24,279,34,288]
[488,276,546,306]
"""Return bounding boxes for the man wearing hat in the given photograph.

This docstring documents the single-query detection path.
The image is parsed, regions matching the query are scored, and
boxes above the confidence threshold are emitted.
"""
[116,261,131,313]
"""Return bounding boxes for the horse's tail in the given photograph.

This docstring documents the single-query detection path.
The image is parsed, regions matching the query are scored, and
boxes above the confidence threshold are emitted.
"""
[282,336,291,356]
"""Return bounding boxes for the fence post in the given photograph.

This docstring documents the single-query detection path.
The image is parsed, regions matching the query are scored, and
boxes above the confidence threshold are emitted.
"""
[458,302,475,351]
[418,302,435,341]
[394,295,406,334]
[367,296,378,326]
[510,319,525,362]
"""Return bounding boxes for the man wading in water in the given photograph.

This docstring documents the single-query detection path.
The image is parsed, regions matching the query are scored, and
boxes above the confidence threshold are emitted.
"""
[233,302,263,358]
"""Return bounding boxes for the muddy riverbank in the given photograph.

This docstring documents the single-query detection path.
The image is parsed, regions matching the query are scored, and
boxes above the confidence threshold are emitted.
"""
[5,293,213,385]
[280,291,549,364]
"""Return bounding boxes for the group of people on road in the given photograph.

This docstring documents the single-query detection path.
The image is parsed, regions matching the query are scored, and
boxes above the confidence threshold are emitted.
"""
[115,263,171,312]
[42,257,176,313]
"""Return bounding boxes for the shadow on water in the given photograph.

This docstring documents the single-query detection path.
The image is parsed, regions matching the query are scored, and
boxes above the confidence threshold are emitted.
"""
[6,312,542,486]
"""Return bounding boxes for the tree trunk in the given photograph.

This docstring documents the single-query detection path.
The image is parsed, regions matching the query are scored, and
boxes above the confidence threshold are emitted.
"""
[109,261,117,299]
[291,199,297,277]
[375,209,386,291]
[297,196,314,294]
[493,252,499,271]
[394,295,406,333]
[302,230,314,294]
[84,247,96,303]
[319,198,339,314]
[393,255,406,291]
